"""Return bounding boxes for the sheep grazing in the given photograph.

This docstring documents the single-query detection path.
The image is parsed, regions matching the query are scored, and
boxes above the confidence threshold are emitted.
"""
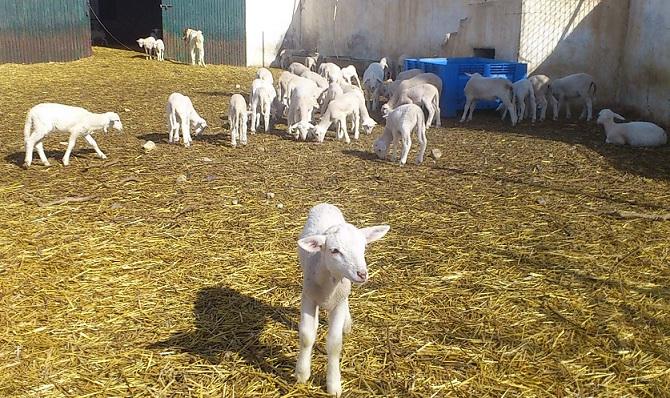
[373,104,427,166]
[597,109,667,147]
[166,93,207,148]
[382,83,441,128]
[288,62,310,76]
[228,94,249,147]
[309,92,362,143]
[547,73,596,121]
[528,75,551,121]
[498,78,536,123]
[460,73,517,126]
[295,203,389,398]
[340,65,362,88]
[287,85,319,141]
[278,71,299,107]
[23,103,122,168]
[154,39,165,61]
[250,78,277,133]
[286,75,322,110]
[183,28,205,66]
[362,58,388,111]
[136,36,157,60]
[256,67,273,85]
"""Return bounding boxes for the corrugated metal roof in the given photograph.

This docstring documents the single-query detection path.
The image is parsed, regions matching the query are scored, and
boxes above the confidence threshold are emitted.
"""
[0,0,92,64]
[162,0,246,66]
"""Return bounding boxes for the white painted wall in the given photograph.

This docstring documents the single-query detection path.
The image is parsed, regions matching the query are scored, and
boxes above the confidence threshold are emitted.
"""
[619,0,670,127]
[245,0,301,67]
[518,0,629,105]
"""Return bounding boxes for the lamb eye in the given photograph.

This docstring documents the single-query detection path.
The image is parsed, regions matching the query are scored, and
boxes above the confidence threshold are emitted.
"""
[330,248,340,255]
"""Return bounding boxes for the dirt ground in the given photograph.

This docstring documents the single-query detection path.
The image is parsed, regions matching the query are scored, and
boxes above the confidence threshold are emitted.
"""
[1,47,669,397]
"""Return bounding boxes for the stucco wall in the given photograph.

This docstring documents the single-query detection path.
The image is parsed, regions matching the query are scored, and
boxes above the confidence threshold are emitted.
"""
[245,0,300,66]
[519,0,629,105]
[619,0,670,126]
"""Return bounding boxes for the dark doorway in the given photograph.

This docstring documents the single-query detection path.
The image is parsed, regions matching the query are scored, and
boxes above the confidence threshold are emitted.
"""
[473,47,496,59]
[89,0,163,46]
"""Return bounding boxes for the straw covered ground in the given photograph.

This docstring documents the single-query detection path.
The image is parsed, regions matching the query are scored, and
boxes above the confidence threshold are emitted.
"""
[1,47,670,397]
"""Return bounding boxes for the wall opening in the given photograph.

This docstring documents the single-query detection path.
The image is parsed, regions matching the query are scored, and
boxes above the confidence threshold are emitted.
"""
[473,47,496,59]
[89,0,163,46]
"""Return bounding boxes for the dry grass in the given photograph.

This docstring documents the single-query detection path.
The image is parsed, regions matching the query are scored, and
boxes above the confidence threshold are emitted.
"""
[1,47,670,397]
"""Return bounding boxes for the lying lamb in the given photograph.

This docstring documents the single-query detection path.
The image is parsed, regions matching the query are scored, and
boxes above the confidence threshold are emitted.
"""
[381,83,441,128]
[229,94,249,147]
[547,73,596,121]
[295,203,389,398]
[460,73,517,126]
[597,109,667,147]
[137,36,157,60]
[23,103,122,168]
[166,92,208,147]
[183,28,206,66]
[373,103,427,166]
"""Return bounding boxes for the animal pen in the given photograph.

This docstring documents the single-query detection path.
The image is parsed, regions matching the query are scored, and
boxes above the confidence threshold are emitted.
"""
[1,0,670,397]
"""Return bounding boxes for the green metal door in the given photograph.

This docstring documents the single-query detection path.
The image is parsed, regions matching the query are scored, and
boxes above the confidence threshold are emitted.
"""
[161,0,246,66]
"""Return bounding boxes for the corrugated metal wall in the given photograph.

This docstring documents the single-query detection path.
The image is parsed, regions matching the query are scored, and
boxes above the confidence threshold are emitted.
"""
[162,0,246,66]
[0,0,92,64]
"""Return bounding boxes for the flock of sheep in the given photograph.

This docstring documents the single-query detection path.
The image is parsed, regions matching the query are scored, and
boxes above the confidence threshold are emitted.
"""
[17,30,668,398]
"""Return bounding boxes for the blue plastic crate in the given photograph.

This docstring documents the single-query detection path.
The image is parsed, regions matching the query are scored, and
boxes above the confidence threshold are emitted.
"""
[404,57,527,118]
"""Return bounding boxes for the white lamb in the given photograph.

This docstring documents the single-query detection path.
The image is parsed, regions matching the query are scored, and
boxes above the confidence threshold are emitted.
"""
[340,65,362,88]
[597,109,667,147]
[250,78,277,133]
[154,39,165,61]
[295,203,389,398]
[287,85,319,141]
[23,103,122,168]
[183,28,205,66]
[256,67,274,85]
[373,104,427,166]
[304,56,318,72]
[319,63,342,84]
[289,62,310,76]
[166,92,208,148]
[278,71,299,107]
[308,93,361,143]
[547,73,596,121]
[381,83,441,128]
[286,76,322,110]
[228,94,248,147]
[498,78,536,123]
[460,73,517,126]
[376,69,424,100]
[318,82,344,115]
[362,58,388,110]
[529,74,551,121]
[300,70,329,90]
[137,36,157,60]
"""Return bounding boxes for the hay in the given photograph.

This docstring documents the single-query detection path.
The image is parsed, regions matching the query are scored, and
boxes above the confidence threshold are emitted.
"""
[1,47,670,397]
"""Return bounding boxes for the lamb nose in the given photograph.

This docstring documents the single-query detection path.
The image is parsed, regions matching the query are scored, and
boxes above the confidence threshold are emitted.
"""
[357,271,368,280]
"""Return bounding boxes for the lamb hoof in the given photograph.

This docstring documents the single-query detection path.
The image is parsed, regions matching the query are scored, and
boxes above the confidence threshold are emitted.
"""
[294,369,310,384]
[43,161,51,167]
[21,162,30,170]
[99,154,108,160]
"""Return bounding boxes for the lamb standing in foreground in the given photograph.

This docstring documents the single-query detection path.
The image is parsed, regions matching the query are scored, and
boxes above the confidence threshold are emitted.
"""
[460,73,517,126]
[166,93,208,147]
[547,73,596,121]
[597,109,667,147]
[23,103,122,168]
[137,36,157,60]
[228,94,249,147]
[373,103,427,166]
[296,203,390,398]
[183,28,205,66]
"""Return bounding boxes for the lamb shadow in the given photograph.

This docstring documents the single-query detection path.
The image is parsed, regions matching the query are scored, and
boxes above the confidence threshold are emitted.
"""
[342,149,380,162]
[5,149,96,167]
[196,90,239,97]
[149,286,299,383]
[136,132,167,143]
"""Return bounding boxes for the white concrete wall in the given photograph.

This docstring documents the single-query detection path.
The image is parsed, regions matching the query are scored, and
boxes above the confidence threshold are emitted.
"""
[619,0,670,126]
[245,0,301,67]
[518,0,629,105]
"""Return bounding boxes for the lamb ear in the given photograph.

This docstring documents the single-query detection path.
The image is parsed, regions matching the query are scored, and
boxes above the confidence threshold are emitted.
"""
[613,112,626,121]
[298,235,326,252]
[360,225,390,244]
